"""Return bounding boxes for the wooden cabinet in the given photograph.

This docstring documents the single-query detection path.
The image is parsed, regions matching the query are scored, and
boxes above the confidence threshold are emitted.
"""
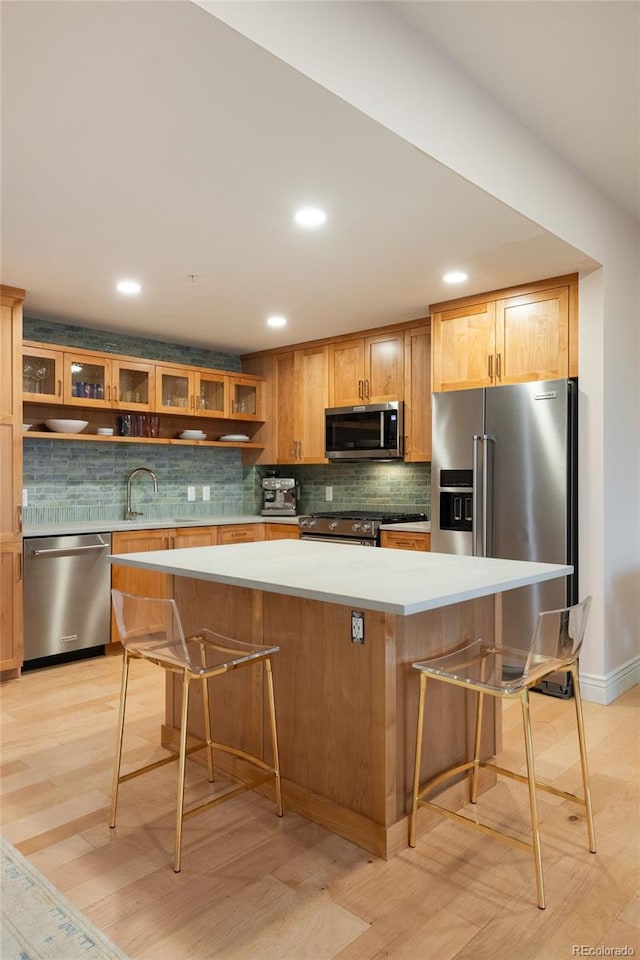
[431,275,578,392]
[22,340,265,447]
[404,323,431,462]
[1,285,25,676]
[217,523,264,545]
[330,332,404,406]
[265,523,300,541]
[274,346,329,463]
[380,530,430,551]
[155,365,229,418]
[173,527,218,548]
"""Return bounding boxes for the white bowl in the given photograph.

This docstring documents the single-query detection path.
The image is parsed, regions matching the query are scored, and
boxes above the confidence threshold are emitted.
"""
[22,423,32,431]
[45,419,89,434]
[219,434,250,442]
[96,427,114,436]
[179,430,206,440]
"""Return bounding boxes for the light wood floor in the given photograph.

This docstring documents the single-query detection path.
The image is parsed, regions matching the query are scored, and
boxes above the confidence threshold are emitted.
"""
[1,654,638,960]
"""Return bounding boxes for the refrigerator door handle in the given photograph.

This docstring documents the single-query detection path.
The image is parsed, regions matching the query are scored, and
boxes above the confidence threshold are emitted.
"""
[483,434,495,558]
[472,435,482,556]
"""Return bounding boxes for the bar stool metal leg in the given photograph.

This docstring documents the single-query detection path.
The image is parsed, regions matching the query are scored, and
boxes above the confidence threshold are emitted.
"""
[109,650,132,829]
[470,689,484,804]
[265,658,283,817]
[570,663,596,853]
[201,676,215,784]
[521,689,545,910]
[409,672,428,848]
[174,670,191,873]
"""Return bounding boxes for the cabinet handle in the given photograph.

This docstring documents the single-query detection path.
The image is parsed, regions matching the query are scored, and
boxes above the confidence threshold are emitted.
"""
[364,378,370,398]
[298,440,303,460]
[496,353,502,381]
[488,354,493,381]
[106,385,111,401]
[57,378,62,398]
[358,379,363,399]
[113,385,118,402]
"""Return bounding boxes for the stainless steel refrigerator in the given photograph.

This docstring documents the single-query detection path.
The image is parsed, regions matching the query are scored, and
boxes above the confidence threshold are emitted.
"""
[431,378,578,696]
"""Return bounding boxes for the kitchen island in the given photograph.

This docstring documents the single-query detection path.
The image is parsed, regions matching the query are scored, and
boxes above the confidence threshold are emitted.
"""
[108,540,572,858]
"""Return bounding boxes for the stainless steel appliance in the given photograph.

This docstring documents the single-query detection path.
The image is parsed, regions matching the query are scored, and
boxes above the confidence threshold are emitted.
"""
[432,378,577,696]
[325,401,404,461]
[299,510,427,546]
[261,476,299,516]
[23,533,112,664]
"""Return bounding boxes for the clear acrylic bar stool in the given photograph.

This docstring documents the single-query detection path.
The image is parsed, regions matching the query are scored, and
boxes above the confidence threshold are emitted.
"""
[110,589,283,872]
[409,596,595,909]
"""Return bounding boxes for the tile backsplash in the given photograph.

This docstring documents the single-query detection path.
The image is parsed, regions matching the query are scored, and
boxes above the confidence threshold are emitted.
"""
[22,318,431,525]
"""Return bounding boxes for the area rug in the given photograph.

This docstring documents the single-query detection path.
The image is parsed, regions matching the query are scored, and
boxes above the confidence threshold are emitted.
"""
[1,835,129,960]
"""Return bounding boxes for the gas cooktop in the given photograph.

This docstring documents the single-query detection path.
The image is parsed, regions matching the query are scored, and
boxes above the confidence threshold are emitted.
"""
[305,511,427,523]
[298,510,427,542]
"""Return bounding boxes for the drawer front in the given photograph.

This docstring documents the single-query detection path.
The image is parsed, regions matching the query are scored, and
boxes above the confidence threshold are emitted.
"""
[217,523,264,545]
[380,531,430,552]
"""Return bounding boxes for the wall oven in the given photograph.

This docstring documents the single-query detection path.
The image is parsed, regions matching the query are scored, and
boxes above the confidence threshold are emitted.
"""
[325,401,403,461]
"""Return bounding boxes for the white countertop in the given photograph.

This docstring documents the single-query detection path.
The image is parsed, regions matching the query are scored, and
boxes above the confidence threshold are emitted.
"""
[108,539,571,616]
[23,515,298,537]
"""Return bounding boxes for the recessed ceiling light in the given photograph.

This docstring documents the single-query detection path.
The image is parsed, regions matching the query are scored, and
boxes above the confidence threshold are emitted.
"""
[116,279,141,295]
[267,315,287,328]
[294,206,327,228]
[443,271,468,284]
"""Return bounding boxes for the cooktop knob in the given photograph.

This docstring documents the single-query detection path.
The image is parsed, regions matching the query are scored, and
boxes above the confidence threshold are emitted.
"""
[329,520,339,530]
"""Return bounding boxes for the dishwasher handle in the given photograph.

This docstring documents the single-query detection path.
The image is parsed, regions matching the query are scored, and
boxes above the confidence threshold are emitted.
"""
[30,538,110,557]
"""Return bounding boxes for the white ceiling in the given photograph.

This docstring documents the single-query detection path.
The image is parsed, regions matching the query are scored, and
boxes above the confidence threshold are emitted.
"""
[1,1,632,356]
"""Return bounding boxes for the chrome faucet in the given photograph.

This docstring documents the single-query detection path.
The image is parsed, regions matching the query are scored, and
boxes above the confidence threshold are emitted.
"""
[125,467,158,520]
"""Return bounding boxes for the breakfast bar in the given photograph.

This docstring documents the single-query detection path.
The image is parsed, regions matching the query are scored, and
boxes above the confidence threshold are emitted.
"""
[108,540,572,858]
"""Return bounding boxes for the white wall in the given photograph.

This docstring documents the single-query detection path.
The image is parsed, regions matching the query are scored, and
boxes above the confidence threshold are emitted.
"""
[203,1,640,700]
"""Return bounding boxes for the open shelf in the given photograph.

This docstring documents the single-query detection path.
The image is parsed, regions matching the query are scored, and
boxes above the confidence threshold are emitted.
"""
[24,431,264,449]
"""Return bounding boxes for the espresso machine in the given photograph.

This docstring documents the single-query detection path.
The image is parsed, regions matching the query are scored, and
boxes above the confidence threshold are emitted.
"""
[261,476,299,516]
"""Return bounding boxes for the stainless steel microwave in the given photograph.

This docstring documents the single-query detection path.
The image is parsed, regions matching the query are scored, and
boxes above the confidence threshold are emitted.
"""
[325,401,404,461]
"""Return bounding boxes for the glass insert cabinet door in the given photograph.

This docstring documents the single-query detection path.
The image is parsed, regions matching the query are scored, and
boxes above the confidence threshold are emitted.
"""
[196,372,227,417]
[63,355,112,406]
[112,360,155,410]
[156,366,193,413]
[22,346,63,402]
[230,377,263,419]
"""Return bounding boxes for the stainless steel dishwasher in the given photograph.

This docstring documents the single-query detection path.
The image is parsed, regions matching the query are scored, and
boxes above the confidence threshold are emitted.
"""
[23,533,112,664]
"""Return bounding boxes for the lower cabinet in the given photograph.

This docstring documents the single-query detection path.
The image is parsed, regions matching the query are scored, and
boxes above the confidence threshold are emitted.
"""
[0,541,23,674]
[265,523,300,540]
[380,530,431,552]
[217,523,265,545]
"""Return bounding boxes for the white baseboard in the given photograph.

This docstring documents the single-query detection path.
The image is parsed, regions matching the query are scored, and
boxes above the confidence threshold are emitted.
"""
[580,655,640,704]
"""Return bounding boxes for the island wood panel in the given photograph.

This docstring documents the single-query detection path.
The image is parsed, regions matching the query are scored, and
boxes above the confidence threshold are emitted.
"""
[265,523,300,540]
[392,596,497,823]
[162,576,500,859]
[164,578,266,765]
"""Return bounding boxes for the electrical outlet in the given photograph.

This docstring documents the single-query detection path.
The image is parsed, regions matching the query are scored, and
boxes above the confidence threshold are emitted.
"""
[351,611,365,644]
[187,486,196,502]
[325,486,333,502]
[202,485,210,502]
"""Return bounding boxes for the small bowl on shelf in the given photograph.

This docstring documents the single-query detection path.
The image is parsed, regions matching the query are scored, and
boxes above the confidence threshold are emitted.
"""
[45,419,89,434]
[96,427,114,436]
[22,423,32,432]
[179,430,207,440]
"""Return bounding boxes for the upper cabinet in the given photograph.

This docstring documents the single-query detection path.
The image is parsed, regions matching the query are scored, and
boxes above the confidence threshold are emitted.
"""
[430,275,578,392]
[403,323,431,462]
[273,345,329,463]
[22,340,265,445]
[329,332,404,406]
